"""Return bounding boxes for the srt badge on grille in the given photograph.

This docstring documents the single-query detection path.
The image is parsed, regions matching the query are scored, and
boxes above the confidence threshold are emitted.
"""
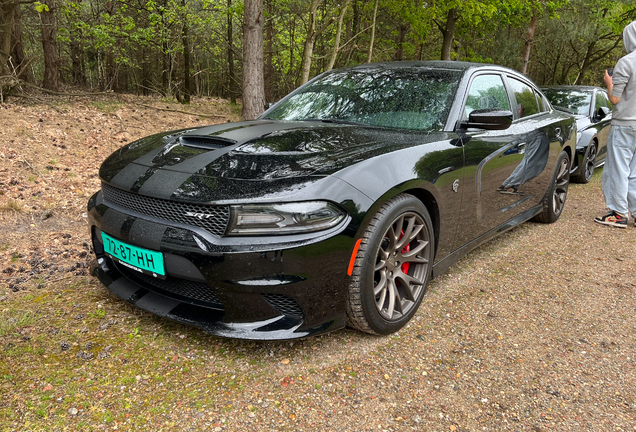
[185,212,215,220]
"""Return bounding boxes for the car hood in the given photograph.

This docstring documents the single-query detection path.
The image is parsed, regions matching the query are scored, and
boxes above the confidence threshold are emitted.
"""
[99,120,449,201]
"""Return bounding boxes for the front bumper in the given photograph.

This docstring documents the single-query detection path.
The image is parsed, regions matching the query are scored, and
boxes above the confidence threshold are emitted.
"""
[88,191,355,340]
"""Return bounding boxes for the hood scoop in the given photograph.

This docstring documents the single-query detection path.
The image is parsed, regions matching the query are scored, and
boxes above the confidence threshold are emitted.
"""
[179,135,236,149]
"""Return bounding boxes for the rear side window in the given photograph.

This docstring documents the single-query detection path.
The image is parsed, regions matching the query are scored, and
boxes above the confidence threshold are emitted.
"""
[464,74,511,119]
[507,77,540,118]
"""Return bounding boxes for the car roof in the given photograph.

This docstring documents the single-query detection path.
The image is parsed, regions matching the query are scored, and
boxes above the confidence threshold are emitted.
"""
[347,60,519,75]
[540,85,604,92]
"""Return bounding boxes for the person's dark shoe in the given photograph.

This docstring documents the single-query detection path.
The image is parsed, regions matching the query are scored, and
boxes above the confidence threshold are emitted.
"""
[594,211,628,228]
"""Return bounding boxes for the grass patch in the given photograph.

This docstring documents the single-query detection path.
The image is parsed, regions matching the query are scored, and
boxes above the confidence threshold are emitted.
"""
[0,199,24,213]
[89,308,106,319]
[0,310,37,337]
[90,101,122,113]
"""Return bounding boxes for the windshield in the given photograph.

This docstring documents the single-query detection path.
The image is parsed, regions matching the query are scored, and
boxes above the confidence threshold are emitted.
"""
[541,89,592,116]
[263,68,462,131]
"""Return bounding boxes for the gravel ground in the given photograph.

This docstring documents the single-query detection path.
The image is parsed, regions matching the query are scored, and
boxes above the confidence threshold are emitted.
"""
[1,99,636,431]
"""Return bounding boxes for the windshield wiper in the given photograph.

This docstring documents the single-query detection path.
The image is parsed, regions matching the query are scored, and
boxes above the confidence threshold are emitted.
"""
[319,119,368,126]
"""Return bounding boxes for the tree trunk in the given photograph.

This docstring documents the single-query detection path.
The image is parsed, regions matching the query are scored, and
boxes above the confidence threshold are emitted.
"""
[287,15,294,83]
[103,0,117,91]
[439,8,458,61]
[160,9,168,91]
[0,1,17,76]
[344,0,360,67]
[242,0,265,120]
[69,2,85,86]
[326,0,351,71]
[394,23,408,61]
[11,4,30,82]
[227,0,236,103]
[574,41,596,85]
[264,0,273,101]
[70,38,85,85]
[40,0,58,91]
[367,0,378,63]
[520,13,538,75]
[300,0,322,85]
[181,0,190,104]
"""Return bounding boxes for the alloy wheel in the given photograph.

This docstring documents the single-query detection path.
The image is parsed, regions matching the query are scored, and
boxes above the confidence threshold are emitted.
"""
[584,143,597,182]
[552,156,570,216]
[373,212,430,321]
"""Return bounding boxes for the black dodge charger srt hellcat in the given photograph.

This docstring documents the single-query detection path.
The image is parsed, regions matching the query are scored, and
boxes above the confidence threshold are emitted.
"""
[88,61,576,340]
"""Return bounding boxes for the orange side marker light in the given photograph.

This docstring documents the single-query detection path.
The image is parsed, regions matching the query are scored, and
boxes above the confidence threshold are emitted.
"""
[347,239,362,276]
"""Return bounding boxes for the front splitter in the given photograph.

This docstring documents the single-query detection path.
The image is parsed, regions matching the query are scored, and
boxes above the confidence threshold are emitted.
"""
[90,258,344,340]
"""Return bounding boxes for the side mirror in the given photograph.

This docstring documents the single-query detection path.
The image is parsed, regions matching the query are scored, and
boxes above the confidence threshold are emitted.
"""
[596,106,610,120]
[462,109,513,130]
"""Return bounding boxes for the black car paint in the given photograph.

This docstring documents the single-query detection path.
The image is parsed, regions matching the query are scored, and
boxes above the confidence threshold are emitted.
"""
[88,61,576,339]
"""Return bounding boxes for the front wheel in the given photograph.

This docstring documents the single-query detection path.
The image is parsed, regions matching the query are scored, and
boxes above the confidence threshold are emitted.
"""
[533,150,570,223]
[346,194,434,335]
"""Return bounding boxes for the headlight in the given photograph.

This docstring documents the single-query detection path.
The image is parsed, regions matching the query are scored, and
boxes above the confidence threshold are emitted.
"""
[227,202,347,235]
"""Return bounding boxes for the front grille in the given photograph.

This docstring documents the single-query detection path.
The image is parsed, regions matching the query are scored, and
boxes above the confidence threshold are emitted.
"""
[262,294,304,317]
[118,264,224,309]
[102,183,230,237]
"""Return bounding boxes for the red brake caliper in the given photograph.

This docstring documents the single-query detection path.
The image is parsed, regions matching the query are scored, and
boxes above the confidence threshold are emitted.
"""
[399,229,410,274]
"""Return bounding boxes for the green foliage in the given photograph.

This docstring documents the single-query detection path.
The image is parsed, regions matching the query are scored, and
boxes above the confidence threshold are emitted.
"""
[34,2,49,13]
[12,0,636,101]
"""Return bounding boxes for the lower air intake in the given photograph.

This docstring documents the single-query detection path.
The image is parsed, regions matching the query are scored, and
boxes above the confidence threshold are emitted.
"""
[262,294,304,317]
[117,264,224,310]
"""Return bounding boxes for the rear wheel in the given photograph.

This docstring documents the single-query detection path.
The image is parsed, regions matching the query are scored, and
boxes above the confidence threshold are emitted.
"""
[572,141,597,183]
[533,150,570,223]
[346,194,434,335]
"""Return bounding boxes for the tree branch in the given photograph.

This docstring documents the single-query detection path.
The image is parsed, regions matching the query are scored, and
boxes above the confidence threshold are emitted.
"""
[19,81,113,96]
[133,103,228,119]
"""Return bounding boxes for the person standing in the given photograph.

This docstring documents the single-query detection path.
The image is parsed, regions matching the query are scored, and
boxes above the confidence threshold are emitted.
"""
[595,21,636,228]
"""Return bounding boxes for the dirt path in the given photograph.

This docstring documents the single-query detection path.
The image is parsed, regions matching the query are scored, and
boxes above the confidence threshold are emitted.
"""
[1,99,635,431]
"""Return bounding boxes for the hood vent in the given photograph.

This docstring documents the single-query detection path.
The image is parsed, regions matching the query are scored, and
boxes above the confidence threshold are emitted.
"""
[178,135,236,149]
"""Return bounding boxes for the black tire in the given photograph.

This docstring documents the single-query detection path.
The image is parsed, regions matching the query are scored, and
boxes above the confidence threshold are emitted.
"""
[346,194,434,335]
[533,150,570,223]
[572,141,597,184]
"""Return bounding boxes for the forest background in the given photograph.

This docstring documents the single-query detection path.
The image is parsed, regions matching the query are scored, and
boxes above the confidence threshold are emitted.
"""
[2,0,636,119]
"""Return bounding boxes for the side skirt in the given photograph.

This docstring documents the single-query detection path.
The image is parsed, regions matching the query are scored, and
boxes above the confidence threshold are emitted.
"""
[431,204,543,278]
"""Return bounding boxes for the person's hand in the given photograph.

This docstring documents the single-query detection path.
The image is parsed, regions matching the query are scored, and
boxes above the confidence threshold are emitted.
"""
[604,69,613,88]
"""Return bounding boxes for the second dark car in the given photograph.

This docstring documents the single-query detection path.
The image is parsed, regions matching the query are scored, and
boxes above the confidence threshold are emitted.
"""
[88,61,576,340]
[541,86,612,183]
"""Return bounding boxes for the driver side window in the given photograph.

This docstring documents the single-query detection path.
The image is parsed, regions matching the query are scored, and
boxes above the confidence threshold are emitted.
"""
[464,75,511,119]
